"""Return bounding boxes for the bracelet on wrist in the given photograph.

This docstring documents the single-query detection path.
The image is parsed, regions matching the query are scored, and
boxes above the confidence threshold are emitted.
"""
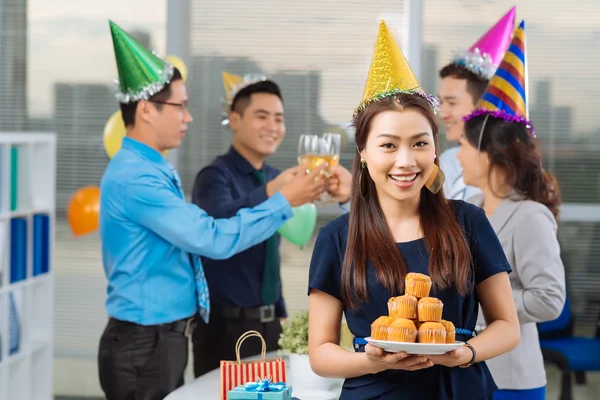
[459,341,476,368]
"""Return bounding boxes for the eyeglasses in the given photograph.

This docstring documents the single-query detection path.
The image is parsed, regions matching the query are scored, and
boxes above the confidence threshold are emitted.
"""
[148,100,188,111]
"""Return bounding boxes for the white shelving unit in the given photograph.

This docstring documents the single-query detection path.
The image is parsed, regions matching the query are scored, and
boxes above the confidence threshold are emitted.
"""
[0,133,56,400]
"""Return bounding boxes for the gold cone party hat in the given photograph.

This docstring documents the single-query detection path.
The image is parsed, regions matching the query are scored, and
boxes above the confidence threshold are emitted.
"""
[220,71,268,125]
[221,71,267,105]
[222,71,244,104]
[355,21,439,116]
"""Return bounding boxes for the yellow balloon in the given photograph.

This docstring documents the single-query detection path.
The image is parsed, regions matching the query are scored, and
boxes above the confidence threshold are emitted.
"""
[103,110,168,158]
[103,111,126,158]
[166,55,188,82]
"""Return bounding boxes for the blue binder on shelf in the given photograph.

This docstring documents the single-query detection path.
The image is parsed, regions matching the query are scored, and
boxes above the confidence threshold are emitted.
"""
[33,214,50,276]
[10,217,28,283]
[9,291,21,355]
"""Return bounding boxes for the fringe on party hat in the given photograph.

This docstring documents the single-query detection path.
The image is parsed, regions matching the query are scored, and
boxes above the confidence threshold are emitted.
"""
[463,20,534,137]
[451,6,516,80]
[109,20,174,104]
[354,21,439,117]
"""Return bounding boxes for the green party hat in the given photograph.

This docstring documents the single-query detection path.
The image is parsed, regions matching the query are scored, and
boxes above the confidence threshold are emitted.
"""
[109,20,174,104]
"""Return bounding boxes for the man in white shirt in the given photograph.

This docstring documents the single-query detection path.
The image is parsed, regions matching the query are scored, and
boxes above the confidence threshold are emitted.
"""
[437,6,516,201]
[438,63,489,201]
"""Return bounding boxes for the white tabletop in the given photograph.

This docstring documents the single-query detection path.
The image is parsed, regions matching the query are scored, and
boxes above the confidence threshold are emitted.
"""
[165,351,342,400]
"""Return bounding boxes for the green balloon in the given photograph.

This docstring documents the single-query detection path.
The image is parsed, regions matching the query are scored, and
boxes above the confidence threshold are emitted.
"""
[277,203,318,246]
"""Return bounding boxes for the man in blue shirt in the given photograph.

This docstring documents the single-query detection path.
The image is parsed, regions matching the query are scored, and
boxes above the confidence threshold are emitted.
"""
[191,77,352,377]
[98,22,328,400]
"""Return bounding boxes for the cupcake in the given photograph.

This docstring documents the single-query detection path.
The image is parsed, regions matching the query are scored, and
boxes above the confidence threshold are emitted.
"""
[440,320,456,343]
[371,316,394,340]
[392,294,418,319]
[387,318,418,343]
[417,297,443,322]
[418,322,447,344]
[387,297,398,319]
[405,272,432,298]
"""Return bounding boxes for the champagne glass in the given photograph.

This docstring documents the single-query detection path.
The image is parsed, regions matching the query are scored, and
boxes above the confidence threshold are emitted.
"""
[321,133,341,167]
[314,133,342,206]
[298,134,326,172]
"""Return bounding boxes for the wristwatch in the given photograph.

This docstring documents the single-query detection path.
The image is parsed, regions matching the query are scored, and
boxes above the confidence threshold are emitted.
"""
[459,341,477,368]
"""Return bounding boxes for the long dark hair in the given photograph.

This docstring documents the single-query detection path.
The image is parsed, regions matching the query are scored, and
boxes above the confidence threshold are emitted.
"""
[342,94,472,310]
[464,115,561,219]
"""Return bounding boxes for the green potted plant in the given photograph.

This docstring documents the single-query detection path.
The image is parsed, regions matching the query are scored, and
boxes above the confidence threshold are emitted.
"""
[278,310,332,390]
[278,310,309,355]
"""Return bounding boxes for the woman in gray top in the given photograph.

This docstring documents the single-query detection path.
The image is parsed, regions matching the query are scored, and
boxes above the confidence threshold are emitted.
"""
[457,113,566,400]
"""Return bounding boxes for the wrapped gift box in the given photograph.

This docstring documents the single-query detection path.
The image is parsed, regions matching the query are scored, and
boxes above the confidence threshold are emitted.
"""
[228,379,292,400]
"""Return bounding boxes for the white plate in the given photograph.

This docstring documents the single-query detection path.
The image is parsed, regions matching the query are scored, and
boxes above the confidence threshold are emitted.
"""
[365,337,464,355]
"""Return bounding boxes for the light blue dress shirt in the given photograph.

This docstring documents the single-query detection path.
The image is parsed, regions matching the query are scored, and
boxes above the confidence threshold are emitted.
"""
[99,137,293,326]
[339,201,350,213]
[440,146,481,202]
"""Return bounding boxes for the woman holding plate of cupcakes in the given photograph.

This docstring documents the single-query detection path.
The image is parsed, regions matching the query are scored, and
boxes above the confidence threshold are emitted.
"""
[307,21,520,400]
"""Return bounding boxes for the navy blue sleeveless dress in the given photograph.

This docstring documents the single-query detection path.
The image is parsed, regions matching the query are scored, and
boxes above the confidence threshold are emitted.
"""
[308,200,512,400]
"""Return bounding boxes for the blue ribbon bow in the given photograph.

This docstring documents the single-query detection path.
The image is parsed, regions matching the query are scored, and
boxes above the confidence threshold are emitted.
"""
[244,378,286,393]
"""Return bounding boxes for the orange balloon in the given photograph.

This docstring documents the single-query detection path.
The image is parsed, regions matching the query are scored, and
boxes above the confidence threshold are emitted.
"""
[67,186,101,237]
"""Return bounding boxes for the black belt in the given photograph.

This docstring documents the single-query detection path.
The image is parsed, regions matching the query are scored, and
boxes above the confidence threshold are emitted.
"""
[215,304,276,323]
[157,317,196,337]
